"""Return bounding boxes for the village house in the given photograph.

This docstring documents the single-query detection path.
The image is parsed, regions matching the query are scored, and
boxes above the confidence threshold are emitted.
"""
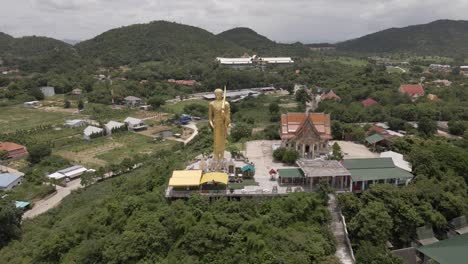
[39,86,55,97]
[460,66,468,76]
[431,79,452,86]
[0,142,28,159]
[167,79,197,86]
[361,98,379,107]
[83,126,104,140]
[23,101,41,108]
[104,120,126,135]
[0,173,23,190]
[428,64,451,72]
[47,165,89,182]
[280,112,332,159]
[124,96,143,107]
[139,105,153,111]
[124,117,147,131]
[64,119,86,128]
[321,90,341,101]
[399,84,425,99]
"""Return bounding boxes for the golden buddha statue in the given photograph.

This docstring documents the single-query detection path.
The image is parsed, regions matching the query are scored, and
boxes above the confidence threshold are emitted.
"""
[209,88,230,162]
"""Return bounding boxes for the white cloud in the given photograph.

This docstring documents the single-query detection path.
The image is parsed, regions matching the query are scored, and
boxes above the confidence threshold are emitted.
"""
[0,0,466,43]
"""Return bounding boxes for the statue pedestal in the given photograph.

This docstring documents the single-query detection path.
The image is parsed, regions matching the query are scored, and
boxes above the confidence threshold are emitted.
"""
[209,158,226,172]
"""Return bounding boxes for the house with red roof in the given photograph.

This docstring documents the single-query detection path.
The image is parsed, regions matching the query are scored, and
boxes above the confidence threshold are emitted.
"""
[399,84,425,99]
[361,98,378,107]
[321,90,341,101]
[280,112,332,159]
[0,142,28,159]
[167,79,197,86]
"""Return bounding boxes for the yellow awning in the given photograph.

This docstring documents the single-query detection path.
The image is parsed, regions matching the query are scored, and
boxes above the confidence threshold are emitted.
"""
[168,170,202,186]
[200,172,228,185]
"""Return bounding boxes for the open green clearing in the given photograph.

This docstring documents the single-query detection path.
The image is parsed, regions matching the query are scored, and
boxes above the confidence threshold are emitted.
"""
[161,99,206,115]
[0,106,78,133]
[54,132,179,168]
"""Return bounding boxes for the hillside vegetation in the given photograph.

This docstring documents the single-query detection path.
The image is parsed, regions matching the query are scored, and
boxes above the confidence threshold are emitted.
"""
[0,33,80,72]
[337,20,468,58]
[0,133,338,263]
[218,27,311,57]
[75,21,247,66]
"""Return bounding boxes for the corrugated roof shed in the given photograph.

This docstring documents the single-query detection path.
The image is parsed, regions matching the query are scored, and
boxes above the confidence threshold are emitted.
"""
[200,172,228,185]
[365,133,386,144]
[168,170,202,187]
[278,168,304,178]
[0,173,22,187]
[343,158,413,182]
[417,233,468,264]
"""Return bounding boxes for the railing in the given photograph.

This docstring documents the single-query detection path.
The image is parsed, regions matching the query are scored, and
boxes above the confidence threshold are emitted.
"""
[165,188,290,198]
[341,215,356,263]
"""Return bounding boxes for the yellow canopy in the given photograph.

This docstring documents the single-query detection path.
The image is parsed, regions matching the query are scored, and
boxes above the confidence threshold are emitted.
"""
[200,172,228,185]
[168,170,202,186]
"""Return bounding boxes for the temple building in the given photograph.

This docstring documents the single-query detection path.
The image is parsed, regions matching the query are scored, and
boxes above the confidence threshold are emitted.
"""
[280,112,332,159]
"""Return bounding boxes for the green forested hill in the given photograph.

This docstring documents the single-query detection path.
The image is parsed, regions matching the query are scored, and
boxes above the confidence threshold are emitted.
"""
[218,27,276,50]
[337,20,468,58]
[75,21,248,66]
[0,34,81,72]
[218,27,311,57]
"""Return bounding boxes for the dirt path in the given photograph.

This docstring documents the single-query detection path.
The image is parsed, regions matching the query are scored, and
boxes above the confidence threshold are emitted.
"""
[328,194,354,264]
[23,179,83,219]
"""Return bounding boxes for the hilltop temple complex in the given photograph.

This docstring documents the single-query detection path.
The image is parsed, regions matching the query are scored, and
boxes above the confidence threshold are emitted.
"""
[280,112,332,159]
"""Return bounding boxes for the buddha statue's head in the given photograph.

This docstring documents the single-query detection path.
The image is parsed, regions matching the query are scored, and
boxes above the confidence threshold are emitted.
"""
[214,88,223,100]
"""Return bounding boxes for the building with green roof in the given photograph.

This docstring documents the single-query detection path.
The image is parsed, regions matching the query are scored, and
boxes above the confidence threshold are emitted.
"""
[417,233,468,264]
[343,158,414,192]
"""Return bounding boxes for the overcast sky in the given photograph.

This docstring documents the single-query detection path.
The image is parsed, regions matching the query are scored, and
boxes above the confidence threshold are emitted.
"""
[1,0,467,43]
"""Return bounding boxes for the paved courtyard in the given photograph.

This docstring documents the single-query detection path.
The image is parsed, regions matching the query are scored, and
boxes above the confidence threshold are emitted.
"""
[330,140,378,159]
[245,140,299,193]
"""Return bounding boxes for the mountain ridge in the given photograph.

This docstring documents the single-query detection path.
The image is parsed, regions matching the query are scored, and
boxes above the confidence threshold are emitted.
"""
[336,19,468,57]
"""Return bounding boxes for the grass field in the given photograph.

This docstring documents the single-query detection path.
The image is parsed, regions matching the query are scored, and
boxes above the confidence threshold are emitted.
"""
[161,99,206,115]
[323,56,369,67]
[0,105,78,133]
[233,94,296,127]
[55,132,178,168]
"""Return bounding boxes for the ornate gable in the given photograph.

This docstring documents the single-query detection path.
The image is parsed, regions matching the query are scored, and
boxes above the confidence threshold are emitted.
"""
[294,114,321,143]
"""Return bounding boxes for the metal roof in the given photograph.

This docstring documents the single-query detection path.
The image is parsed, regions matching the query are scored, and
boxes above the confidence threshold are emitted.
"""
[124,117,144,125]
[105,120,125,130]
[343,158,413,182]
[278,168,304,178]
[83,126,103,136]
[343,158,395,169]
[200,172,228,185]
[365,133,386,144]
[346,167,413,182]
[168,170,202,187]
[297,159,350,177]
[417,233,468,264]
[380,151,412,172]
[0,173,22,187]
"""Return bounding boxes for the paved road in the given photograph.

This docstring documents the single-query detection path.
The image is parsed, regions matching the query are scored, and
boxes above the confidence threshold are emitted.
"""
[328,194,354,264]
[22,179,82,219]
